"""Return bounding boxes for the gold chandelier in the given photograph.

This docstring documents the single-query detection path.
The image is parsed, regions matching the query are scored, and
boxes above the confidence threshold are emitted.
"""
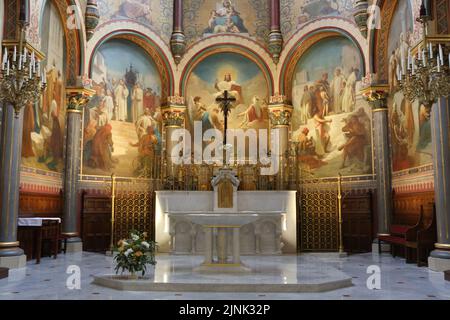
[0,20,46,117]
[398,3,450,108]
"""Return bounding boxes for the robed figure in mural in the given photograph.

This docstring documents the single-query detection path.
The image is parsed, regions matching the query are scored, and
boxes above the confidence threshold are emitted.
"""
[115,79,129,121]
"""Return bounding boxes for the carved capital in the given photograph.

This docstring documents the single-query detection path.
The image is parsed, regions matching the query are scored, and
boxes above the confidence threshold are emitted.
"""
[66,87,96,113]
[268,104,293,127]
[161,105,186,127]
[360,85,389,110]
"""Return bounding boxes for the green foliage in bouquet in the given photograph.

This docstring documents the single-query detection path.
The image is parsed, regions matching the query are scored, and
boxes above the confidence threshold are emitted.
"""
[113,230,157,276]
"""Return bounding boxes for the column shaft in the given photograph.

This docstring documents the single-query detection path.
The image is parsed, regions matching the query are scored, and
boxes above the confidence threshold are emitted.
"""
[0,103,26,266]
[372,108,393,235]
[232,228,240,264]
[429,97,450,270]
[62,110,82,238]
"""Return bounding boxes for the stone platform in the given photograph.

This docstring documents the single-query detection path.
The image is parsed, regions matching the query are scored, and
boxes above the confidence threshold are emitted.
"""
[92,255,353,293]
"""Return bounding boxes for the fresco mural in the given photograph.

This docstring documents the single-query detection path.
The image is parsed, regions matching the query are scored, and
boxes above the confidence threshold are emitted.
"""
[185,52,269,136]
[84,39,163,177]
[21,1,66,173]
[291,37,372,178]
[96,0,173,42]
[184,0,270,45]
[388,0,432,171]
[281,0,356,39]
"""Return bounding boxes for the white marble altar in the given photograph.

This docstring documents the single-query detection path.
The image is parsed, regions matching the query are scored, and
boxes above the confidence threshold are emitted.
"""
[155,190,297,255]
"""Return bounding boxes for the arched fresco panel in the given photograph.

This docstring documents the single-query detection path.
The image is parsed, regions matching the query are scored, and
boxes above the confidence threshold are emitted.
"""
[83,38,163,177]
[291,36,372,178]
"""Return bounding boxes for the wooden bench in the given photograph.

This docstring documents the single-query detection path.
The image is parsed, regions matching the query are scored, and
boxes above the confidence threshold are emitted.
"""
[406,206,437,266]
[379,205,436,266]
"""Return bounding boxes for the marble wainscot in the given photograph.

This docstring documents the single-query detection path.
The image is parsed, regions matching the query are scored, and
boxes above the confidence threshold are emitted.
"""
[155,190,297,256]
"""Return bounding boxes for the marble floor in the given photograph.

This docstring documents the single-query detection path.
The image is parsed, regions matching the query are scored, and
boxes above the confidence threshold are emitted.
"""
[0,252,449,300]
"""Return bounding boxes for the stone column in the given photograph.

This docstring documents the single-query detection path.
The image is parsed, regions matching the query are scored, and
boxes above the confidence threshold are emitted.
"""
[62,88,95,253]
[0,103,26,269]
[170,0,186,64]
[162,97,187,181]
[203,227,213,265]
[232,227,240,264]
[268,95,293,189]
[429,97,450,271]
[268,0,283,64]
[362,86,393,252]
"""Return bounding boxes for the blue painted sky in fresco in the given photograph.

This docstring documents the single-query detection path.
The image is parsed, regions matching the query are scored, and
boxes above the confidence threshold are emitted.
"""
[96,39,161,93]
[192,52,262,84]
[295,37,363,83]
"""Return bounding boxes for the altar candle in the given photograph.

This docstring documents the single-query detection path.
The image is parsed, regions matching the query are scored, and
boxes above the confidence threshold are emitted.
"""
[13,46,17,62]
[408,49,412,70]
[37,61,41,75]
[18,55,22,70]
[437,57,441,73]
[23,47,27,62]
[6,60,10,76]
[429,43,433,59]
[423,50,427,66]
[29,63,32,79]
[2,47,7,65]
[439,44,444,65]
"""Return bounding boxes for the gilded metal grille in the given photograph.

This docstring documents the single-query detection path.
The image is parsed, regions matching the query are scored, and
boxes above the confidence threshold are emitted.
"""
[111,176,157,246]
[299,173,339,252]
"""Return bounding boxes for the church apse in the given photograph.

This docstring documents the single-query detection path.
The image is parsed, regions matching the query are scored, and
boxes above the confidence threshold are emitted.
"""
[84,38,163,178]
[290,36,373,179]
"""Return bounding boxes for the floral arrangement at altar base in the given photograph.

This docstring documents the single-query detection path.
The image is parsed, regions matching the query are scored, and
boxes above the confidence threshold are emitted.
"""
[113,230,157,278]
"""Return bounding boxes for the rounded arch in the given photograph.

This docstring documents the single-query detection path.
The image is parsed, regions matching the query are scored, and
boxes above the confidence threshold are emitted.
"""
[179,40,275,97]
[279,23,367,101]
[86,21,175,99]
[38,0,85,85]
[87,31,174,101]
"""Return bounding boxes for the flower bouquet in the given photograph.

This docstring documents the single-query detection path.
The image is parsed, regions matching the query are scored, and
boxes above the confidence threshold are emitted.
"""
[113,230,157,278]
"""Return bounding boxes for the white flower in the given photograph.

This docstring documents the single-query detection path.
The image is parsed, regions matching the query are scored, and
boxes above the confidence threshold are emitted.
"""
[124,248,133,257]
[141,241,150,248]
[131,234,139,241]
[122,241,129,246]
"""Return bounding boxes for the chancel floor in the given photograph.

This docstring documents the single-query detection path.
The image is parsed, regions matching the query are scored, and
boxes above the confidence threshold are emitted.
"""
[0,252,449,300]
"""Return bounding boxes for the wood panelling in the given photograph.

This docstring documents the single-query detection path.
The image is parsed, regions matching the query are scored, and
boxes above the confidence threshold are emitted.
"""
[393,191,435,226]
[342,192,373,253]
[19,190,63,218]
[81,192,111,253]
[18,191,63,260]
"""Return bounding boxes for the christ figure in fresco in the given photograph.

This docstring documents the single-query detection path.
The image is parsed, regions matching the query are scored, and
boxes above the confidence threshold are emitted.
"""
[214,73,243,105]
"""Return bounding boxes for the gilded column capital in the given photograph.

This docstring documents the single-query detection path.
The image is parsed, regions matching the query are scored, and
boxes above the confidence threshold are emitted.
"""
[66,87,96,113]
[268,102,293,128]
[161,99,187,128]
[360,85,389,111]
